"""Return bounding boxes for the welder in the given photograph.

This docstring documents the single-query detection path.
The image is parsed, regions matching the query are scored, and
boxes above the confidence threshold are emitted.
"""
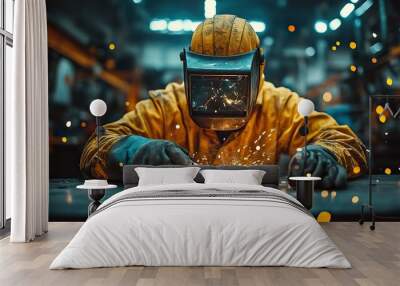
[80,15,367,189]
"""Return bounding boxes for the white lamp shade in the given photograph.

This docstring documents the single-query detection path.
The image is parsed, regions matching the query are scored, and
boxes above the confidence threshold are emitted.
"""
[89,99,107,117]
[297,98,315,117]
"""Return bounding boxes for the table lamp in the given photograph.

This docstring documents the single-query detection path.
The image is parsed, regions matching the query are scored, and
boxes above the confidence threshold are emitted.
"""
[288,98,318,210]
[77,99,112,216]
[297,98,315,175]
[89,99,107,159]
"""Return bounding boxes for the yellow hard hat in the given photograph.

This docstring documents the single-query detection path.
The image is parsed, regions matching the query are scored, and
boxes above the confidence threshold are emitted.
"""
[191,15,260,56]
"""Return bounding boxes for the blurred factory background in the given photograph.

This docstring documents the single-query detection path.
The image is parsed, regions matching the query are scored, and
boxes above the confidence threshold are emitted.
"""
[47,0,400,178]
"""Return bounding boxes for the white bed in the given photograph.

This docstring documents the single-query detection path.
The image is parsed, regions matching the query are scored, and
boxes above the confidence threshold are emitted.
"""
[50,182,350,269]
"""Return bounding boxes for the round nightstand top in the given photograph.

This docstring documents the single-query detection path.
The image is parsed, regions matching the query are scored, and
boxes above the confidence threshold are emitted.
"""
[76,184,117,190]
[77,179,118,190]
[289,176,321,181]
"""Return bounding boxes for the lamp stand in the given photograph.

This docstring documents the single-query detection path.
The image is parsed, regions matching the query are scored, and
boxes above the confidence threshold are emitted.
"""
[95,116,101,159]
[303,116,308,176]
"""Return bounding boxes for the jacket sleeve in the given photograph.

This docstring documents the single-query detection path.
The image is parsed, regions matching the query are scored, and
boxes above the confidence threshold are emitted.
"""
[80,98,164,179]
[277,90,367,178]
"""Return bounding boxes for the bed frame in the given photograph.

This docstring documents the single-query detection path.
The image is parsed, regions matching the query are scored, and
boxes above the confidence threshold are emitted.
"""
[123,165,280,189]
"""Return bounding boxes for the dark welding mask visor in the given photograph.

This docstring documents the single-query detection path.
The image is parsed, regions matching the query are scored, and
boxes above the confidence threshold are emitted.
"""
[180,48,264,131]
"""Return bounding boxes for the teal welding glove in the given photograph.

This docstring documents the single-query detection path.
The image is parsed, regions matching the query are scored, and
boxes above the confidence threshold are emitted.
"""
[108,135,193,170]
[288,145,348,189]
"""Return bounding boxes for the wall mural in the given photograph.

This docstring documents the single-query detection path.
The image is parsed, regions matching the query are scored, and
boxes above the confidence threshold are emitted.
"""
[47,1,400,222]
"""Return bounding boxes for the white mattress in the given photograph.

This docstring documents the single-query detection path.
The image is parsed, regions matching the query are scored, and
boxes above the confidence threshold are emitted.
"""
[50,183,350,269]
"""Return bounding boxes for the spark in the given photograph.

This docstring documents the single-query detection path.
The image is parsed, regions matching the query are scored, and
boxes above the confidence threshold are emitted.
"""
[317,212,331,223]
[349,41,357,49]
[353,166,361,174]
[375,105,384,114]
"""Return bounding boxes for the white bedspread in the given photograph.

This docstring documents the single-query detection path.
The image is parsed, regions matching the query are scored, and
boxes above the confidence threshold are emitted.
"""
[50,183,350,269]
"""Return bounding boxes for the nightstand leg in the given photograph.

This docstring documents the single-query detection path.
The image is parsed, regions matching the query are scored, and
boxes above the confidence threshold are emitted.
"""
[296,180,314,210]
[87,189,105,216]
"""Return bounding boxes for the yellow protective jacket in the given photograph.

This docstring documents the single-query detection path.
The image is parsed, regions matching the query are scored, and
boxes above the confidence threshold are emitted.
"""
[80,81,367,179]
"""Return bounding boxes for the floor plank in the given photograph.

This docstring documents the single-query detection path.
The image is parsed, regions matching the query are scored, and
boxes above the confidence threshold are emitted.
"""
[0,222,399,286]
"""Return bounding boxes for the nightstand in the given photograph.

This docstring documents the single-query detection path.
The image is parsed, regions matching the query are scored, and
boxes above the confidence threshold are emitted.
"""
[77,180,117,216]
[289,176,321,210]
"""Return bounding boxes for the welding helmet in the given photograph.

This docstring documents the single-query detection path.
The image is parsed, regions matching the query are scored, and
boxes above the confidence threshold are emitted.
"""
[180,47,264,131]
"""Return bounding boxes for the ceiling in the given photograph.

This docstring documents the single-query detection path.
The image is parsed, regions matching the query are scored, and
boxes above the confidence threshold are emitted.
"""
[46,0,399,93]
[46,0,354,53]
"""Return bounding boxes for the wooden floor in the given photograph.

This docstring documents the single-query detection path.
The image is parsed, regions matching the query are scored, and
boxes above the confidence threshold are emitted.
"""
[0,222,399,286]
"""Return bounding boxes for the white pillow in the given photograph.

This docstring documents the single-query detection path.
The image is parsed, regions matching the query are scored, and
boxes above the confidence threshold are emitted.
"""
[200,169,266,185]
[135,167,201,186]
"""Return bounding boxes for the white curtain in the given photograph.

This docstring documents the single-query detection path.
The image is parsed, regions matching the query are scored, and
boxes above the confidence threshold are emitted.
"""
[8,0,49,242]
